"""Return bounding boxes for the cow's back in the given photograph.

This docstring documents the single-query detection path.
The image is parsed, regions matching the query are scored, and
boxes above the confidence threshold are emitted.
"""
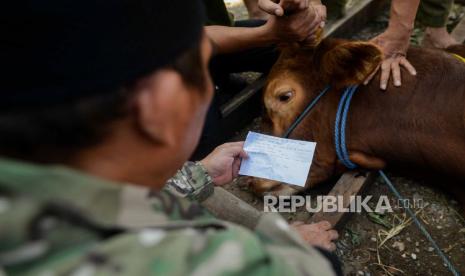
[348,45,465,179]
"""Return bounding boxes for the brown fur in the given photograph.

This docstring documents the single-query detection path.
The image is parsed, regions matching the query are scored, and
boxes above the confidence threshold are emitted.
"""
[446,44,465,58]
[252,38,465,209]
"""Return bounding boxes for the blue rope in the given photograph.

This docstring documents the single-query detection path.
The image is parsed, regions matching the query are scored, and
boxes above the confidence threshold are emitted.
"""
[379,171,461,276]
[334,88,348,166]
[285,83,462,275]
[333,86,461,276]
[287,84,461,275]
[283,85,331,138]
[334,86,358,169]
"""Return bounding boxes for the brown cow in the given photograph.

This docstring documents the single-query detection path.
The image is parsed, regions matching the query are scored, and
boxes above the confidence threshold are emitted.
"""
[250,39,465,208]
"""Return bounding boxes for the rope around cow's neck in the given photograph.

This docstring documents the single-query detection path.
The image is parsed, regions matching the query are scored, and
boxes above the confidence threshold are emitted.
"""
[334,85,358,169]
[334,85,460,276]
[284,85,461,276]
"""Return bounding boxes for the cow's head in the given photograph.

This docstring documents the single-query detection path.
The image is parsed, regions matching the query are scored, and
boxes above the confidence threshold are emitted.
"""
[251,39,382,196]
[263,39,383,136]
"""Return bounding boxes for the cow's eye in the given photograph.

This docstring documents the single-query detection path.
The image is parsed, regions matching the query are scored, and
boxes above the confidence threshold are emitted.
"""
[278,91,293,102]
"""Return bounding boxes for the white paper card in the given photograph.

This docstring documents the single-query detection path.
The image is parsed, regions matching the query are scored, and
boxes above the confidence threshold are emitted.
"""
[239,131,316,187]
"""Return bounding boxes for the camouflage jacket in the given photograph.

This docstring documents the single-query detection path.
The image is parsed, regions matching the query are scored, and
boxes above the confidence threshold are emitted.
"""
[0,158,336,275]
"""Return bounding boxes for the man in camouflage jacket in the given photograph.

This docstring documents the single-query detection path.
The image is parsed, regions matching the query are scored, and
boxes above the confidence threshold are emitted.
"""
[0,157,340,275]
[0,0,340,275]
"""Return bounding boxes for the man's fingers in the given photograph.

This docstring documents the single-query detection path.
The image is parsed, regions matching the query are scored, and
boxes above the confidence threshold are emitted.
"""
[399,58,417,76]
[259,0,284,16]
[316,5,327,22]
[365,57,415,90]
[222,145,244,155]
[215,142,247,160]
[311,4,326,30]
[380,60,391,90]
[325,242,337,251]
[219,141,244,149]
[232,158,242,178]
[302,24,319,42]
[239,150,248,159]
[316,220,332,230]
[391,59,401,87]
[307,13,322,33]
[328,230,339,240]
[299,0,309,10]
[281,0,305,12]
[299,8,321,42]
[291,221,305,227]
[221,145,248,159]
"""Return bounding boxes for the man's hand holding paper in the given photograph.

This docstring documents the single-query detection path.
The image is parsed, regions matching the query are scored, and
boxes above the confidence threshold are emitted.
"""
[239,131,316,187]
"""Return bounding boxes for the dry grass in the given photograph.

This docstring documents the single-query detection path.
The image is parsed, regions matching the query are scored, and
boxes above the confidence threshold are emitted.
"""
[370,207,427,275]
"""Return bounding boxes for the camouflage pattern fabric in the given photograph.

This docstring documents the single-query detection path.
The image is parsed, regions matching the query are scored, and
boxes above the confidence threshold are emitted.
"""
[417,0,454,28]
[0,158,336,275]
[164,161,214,202]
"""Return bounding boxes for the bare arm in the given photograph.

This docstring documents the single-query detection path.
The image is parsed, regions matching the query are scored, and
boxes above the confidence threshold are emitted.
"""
[366,0,420,89]
[205,24,276,55]
[206,0,326,55]
[388,0,420,33]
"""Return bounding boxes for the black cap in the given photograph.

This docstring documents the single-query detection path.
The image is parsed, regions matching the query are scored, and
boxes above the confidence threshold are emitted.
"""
[0,0,206,109]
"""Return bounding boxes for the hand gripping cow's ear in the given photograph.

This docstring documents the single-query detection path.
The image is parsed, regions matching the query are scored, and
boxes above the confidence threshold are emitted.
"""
[319,42,383,87]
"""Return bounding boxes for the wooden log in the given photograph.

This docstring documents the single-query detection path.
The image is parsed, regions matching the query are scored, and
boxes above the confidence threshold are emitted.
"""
[202,171,376,230]
[201,187,263,229]
[452,16,465,43]
[220,75,266,118]
[309,171,376,229]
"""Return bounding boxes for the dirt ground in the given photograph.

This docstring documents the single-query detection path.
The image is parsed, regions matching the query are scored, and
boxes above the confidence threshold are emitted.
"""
[226,119,465,276]
[222,2,465,275]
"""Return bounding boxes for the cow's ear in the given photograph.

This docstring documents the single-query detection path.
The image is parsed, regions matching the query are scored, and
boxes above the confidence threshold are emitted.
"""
[320,42,383,87]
